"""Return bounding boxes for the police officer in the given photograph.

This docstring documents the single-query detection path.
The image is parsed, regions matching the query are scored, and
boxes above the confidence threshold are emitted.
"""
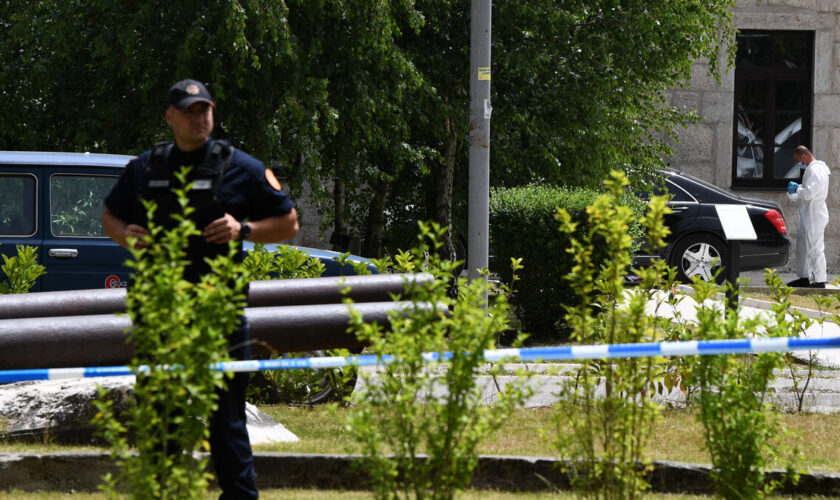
[102,78,299,499]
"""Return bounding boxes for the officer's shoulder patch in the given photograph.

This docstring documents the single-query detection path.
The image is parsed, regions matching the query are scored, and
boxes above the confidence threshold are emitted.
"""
[265,168,283,191]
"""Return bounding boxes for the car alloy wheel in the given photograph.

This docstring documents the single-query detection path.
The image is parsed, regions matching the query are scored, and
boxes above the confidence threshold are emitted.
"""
[672,234,728,284]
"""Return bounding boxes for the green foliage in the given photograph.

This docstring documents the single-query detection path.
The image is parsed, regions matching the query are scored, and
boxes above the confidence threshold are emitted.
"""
[551,171,675,498]
[386,0,737,258]
[248,348,359,406]
[489,183,645,340]
[243,243,326,280]
[763,270,820,413]
[345,221,530,500]
[491,0,737,189]
[686,278,800,499]
[0,1,738,258]
[0,244,46,294]
[93,169,248,499]
[243,244,360,406]
[332,252,377,276]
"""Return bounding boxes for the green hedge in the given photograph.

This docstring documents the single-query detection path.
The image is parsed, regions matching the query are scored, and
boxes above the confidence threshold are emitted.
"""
[489,184,644,341]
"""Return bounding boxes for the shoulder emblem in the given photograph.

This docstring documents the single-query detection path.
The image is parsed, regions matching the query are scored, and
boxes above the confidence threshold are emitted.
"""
[265,168,283,191]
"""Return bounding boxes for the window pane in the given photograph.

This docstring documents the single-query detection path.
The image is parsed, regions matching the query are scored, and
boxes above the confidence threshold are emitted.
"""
[0,175,36,235]
[775,80,803,112]
[774,114,801,147]
[739,80,766,111]
[736,33,772,67]
[774,145,800,180]
[735,78,765,180]
[736,142,764,179]
[773,34,810,68]
[733,31,812,187]
[50,175,116,237]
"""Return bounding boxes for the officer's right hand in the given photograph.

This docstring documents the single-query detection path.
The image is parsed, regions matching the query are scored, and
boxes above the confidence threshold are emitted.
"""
[787,181,800,195]
[125,224,150,248]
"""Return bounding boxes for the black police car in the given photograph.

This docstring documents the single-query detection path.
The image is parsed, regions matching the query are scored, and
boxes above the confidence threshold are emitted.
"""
[635,169,791,283]
[0,151,374,291]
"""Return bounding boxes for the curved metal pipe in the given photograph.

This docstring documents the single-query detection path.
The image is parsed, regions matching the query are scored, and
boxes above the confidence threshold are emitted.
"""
[0,273,434,319]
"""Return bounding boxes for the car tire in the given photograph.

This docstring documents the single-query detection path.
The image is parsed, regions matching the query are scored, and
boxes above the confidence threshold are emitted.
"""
[670,233,728,284]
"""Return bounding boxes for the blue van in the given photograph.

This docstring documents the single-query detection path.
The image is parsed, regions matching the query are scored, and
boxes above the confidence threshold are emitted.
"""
[0,151,373,291]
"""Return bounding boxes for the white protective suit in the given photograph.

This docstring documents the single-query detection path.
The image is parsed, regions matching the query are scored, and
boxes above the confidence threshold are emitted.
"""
[788,159,830,283]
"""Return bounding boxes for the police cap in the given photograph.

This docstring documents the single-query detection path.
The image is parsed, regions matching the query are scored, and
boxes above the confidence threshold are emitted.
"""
[168,79,214,110]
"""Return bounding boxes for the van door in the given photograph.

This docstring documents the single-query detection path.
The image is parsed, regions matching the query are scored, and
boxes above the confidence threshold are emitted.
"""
[0,170,42,290]
[41,169,132,291]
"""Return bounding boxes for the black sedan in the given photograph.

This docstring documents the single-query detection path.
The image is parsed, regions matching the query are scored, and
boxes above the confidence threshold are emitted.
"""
[635,169,791,283]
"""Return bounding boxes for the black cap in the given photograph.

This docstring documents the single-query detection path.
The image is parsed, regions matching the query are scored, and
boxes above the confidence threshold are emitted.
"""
[167,79,214,110]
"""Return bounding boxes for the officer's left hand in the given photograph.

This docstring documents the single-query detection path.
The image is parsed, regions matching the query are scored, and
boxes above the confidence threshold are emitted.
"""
[787,181,800,195]
[204,213,240,244]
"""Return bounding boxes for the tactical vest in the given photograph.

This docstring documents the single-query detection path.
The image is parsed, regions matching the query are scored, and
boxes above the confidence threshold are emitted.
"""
[141,140,235,282]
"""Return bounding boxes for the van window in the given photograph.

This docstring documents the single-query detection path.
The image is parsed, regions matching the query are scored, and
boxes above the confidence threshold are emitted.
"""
[50,174,117,237]
[0,174,36,236]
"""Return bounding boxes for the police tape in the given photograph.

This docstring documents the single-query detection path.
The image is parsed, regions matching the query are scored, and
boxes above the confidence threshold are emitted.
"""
[2,335,840,384]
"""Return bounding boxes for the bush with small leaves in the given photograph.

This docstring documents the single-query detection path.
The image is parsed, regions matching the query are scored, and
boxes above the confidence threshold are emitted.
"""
[346,221,531,500]
[93,168,248,499]
[0,244,46,294]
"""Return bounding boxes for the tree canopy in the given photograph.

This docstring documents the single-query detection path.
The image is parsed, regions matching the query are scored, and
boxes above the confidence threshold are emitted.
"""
[0,0,736,257]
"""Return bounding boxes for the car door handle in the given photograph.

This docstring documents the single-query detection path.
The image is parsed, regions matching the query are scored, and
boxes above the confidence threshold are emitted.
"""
[48,248,79,258]
[670,206,689,213]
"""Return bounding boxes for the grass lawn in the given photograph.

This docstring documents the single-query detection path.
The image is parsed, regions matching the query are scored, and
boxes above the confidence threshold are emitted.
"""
[0,490,727,499]
[3,399,840,499]
[254,405,840,472]
[4,406,839,472]
[742,289,840,314]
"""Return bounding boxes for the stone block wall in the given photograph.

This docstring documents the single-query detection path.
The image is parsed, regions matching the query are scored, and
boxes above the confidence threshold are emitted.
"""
[667,0,840,272]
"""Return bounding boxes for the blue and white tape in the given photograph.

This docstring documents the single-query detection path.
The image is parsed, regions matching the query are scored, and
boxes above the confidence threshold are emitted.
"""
[2,335,839,384]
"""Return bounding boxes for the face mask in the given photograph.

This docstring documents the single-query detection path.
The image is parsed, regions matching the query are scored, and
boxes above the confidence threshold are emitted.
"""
[799,162,808,170]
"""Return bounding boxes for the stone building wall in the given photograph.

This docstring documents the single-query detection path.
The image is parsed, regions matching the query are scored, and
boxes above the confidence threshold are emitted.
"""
[667,0,840,272]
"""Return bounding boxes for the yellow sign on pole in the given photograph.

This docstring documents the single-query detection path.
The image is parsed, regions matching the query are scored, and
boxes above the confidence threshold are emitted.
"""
[478,67,491,80]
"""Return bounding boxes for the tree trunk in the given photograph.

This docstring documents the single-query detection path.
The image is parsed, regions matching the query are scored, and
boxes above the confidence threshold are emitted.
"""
[332,177,347,250]
[362,179,389,258]
[431,117,459,262]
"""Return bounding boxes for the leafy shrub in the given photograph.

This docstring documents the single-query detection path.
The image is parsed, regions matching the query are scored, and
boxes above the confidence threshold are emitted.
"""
[551,171,674,498]
[0,244,46,294]
[243,244,363,406]
[686,277,800,499]
[346,221,530,500]
[243,243,326,281]
[94,170,248,499]
[490,183,645,341]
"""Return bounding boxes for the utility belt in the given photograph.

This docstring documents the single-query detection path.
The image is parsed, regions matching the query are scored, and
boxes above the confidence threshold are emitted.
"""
[138,140,236,282]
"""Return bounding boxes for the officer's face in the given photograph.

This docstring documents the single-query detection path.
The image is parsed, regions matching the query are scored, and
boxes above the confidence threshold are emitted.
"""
[166,102,214,151]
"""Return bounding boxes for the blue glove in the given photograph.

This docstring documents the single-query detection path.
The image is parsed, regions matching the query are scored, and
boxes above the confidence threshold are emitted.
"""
[788,181,800,194]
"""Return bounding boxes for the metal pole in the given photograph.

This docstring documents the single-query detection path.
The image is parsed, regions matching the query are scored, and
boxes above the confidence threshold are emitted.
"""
[725,240,741,312]
[468,0,492,283]
[0,301,447,370]
[0,273,434,319]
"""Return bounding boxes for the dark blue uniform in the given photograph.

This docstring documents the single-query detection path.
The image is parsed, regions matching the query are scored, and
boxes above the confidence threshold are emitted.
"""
[106,138,294,500]
[106,139,293,233]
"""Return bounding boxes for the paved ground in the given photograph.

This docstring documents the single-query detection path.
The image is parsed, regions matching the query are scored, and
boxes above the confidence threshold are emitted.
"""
[416,269,840,413]
[740,269,840,289]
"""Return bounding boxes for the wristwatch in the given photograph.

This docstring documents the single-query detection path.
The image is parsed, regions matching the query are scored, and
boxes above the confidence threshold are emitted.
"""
[239,221,251,241]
